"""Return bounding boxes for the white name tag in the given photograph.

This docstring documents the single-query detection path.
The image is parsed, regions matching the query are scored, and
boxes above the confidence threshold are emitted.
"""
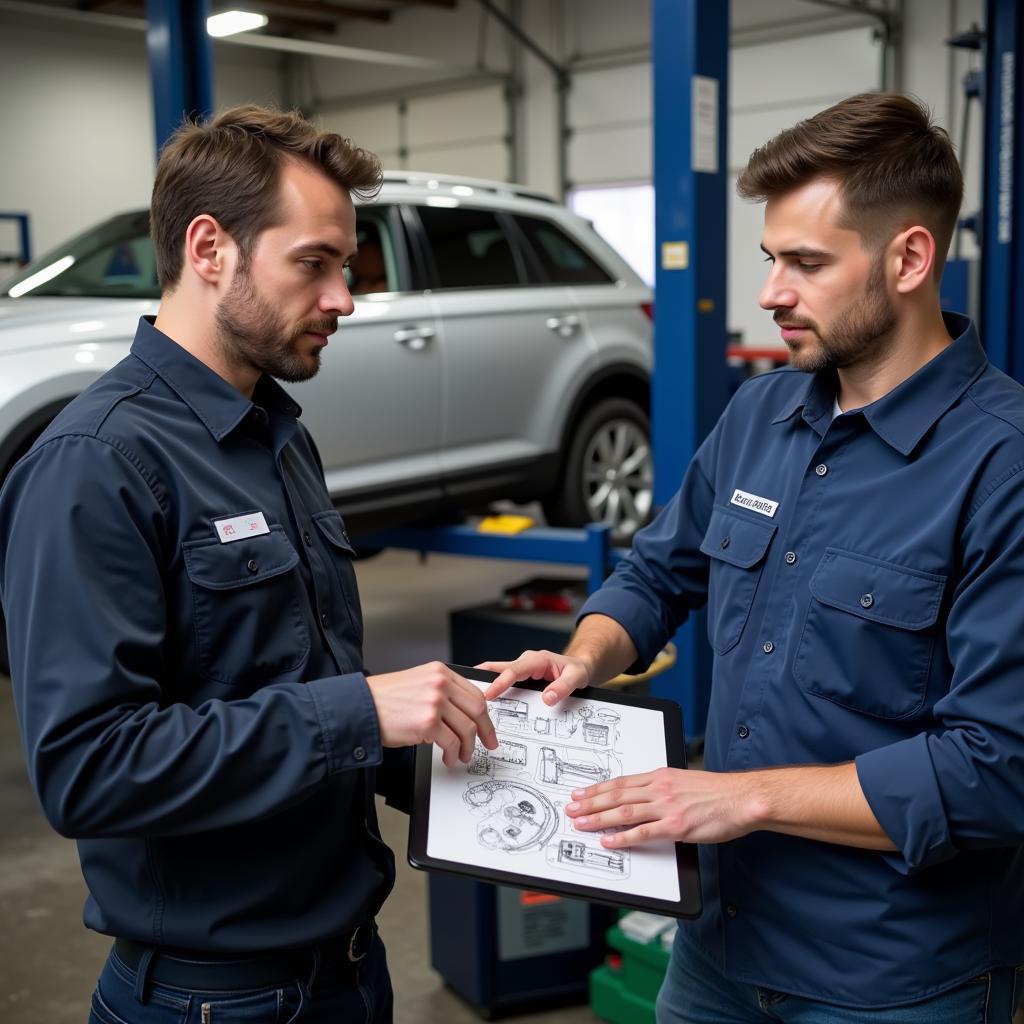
[730,489,779,518]
[214,511,270,543]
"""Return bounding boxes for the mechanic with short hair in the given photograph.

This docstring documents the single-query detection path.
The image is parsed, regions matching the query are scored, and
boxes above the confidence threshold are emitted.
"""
[0,104,497,1023]
[483,92,1024,1022]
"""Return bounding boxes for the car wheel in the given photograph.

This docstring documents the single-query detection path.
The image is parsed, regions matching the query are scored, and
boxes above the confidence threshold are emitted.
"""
[543,397,653,540]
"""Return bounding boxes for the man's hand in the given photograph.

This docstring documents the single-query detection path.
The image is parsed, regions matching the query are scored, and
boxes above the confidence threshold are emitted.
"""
[478,650,591,705]
[366,662,498,768]
[565,768,760,848]
[564,762,897,852]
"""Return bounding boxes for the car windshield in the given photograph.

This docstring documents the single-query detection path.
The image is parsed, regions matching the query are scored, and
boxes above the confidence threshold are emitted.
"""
[3,210,159,299]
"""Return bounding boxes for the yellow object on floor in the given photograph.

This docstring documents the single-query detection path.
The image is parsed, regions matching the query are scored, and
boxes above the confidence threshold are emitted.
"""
[477,514,536,535]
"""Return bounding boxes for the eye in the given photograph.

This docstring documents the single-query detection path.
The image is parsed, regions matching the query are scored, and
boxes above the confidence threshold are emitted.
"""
[798,263,822,273]
[762,255,775,264]
[300,259,323,272]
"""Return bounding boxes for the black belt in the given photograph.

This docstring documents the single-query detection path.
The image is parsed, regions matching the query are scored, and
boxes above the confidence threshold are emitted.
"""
[113,921,375,992]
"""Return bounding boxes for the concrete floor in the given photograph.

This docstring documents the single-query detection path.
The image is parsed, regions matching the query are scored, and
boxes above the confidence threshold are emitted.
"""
[0,547,604,1023]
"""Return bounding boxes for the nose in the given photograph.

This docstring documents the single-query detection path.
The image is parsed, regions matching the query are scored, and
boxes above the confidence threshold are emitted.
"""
[759,264,797,312]
[321,273,354,318]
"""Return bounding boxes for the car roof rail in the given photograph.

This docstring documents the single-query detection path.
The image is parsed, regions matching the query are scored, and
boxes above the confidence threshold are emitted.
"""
[381,170,557,205]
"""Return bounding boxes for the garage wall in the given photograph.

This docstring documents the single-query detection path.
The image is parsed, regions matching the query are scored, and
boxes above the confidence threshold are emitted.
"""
[0,18,285,263]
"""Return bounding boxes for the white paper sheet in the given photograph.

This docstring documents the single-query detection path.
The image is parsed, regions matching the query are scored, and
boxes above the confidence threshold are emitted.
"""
[426,680,681,902]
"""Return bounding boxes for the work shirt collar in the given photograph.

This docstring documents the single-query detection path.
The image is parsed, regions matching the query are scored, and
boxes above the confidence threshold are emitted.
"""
[771,312,987,455]
[130,316,302,443]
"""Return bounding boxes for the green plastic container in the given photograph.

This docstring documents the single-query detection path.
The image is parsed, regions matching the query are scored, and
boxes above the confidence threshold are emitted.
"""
[589,924,671,1024]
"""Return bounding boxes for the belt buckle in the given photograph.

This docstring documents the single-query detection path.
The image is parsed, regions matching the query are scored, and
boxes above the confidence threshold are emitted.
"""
[347,924,369,963]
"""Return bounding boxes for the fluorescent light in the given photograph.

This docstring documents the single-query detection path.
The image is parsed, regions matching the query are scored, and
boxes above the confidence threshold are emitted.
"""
[207,10,268,37]
[8,255,75,298]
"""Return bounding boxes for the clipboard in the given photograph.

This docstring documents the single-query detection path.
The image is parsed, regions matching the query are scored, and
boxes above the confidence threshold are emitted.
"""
[408,665,702,918]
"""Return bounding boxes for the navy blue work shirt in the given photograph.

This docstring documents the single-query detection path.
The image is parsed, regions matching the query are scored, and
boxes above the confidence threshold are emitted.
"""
[0,317,411,952]
[581,313,1024,1008]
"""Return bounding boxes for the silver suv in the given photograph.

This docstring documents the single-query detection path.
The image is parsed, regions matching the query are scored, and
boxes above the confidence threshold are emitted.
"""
[0,172,653,671]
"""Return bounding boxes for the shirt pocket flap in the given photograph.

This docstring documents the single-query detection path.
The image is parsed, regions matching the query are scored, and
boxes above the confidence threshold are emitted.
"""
[183,525,299,590]
[809,548,946,630]
[311,510,356,555]
[699,506,777,569]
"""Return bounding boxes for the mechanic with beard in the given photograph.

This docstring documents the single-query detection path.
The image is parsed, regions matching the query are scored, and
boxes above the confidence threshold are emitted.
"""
[0,105,499,1023]
[482,93,1024,1022]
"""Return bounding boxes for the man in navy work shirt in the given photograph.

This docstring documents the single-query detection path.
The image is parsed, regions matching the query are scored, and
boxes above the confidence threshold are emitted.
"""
[484,93,1024,1021]
[0,106,498,1023]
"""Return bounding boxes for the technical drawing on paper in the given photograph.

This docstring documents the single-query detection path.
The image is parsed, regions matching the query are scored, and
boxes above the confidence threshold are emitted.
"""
[458,694,630,878]
[462,781,559,852]
[547,838,627,877]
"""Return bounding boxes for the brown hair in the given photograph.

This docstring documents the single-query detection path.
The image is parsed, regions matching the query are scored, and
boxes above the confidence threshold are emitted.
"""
[151,104,382,290]
[737,92,963,274]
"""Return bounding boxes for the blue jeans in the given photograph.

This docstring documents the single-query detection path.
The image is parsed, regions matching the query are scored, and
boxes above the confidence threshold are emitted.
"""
[656,931,1024,1024]
[87,934,393,1024]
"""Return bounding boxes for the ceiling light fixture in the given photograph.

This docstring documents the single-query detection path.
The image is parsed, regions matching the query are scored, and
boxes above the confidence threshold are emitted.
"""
[207,10,269,38]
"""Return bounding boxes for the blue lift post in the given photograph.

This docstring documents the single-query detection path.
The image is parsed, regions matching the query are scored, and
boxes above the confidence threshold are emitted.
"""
[648,0,730,736]
[144,0,214,155]
[981,0,1024,378]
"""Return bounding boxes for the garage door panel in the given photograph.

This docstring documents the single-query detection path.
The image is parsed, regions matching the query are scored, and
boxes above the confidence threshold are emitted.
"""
[318,104,401,158]
[406,85,506,148]
[569,124,651,186]
[406,141,508,181]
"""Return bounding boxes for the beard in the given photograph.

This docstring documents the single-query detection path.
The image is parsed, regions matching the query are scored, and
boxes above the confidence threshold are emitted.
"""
[214,264,336,384]
[777,258,897,374]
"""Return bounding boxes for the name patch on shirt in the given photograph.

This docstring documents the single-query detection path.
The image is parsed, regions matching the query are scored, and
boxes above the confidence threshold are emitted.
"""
[730,489,779,518]
[214,511,270,543]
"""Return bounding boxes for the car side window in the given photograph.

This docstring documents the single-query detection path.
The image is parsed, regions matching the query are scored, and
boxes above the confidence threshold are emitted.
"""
[513,215,613,286]
[349,208,400,295]
[415,206,522,290]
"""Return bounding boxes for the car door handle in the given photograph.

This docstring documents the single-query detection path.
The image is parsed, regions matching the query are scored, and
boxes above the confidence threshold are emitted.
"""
[394,325,436,350]
[545,314,581,337]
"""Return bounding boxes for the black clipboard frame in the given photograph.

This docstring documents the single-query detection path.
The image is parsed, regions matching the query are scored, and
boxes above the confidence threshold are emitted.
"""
[408,665,702,918]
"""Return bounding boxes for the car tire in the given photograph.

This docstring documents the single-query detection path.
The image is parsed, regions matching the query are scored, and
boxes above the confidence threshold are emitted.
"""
[543,397,653,541]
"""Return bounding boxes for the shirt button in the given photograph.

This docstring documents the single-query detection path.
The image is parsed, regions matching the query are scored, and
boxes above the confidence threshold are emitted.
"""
[353,746,366,762]
[762,640,774,654]
[785,551,797,565]
[304,532,313,547]
[720,536,731,549]
[246,559,259,573]
[726,904,738,918]
[815,463,828,477]
[860,593,874,609]
[321,611,329,628]
[737,725,749,739]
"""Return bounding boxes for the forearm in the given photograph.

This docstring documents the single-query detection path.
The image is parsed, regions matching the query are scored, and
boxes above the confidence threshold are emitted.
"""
[749,762,897,851]
[565,613,639,686]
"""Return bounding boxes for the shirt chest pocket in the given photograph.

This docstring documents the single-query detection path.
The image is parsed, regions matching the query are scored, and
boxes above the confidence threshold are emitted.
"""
[310,510,364,644]
[699,507,776,655]
[182,526,311,686]
[794,548,946,719]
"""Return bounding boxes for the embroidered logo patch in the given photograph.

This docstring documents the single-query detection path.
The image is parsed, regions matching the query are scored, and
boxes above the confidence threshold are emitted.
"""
[729,489,779,518]
[214,511,270,543]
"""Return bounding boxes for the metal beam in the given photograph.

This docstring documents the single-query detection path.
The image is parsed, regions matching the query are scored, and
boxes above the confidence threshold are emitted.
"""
[650,0,730,737]
[145,0,214,155]
[981,0,1023,378]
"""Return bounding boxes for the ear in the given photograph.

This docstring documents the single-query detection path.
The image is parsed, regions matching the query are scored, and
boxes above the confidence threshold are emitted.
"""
[183,214,236,286]
[892,225,936,296]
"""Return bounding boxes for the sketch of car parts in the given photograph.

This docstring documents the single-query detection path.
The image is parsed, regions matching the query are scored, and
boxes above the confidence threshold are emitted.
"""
[463,780,559,852]
[548,838,629,877]
[537,746,611,786]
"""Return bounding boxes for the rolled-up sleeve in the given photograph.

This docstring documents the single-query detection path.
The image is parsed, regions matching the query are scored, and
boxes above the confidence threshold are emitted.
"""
[856,463,1024,871]
[0,434,381,839]
[579,427,718,673]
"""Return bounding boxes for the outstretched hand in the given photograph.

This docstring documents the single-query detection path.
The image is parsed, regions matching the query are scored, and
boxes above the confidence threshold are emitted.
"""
[478,649,591,706]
